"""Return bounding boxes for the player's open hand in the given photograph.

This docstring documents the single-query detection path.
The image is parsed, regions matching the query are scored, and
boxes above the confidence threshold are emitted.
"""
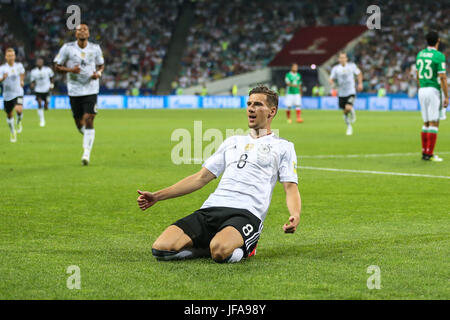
[357,83,363,92]
[443,97,449,108]
[71,66,81,74]
[137,190,158,211]
[283,216,299,234]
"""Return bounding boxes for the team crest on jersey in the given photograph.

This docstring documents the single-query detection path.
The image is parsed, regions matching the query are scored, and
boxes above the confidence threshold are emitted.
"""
[258,144,271,154]
[257,144,272,166]
[80,52,86,58]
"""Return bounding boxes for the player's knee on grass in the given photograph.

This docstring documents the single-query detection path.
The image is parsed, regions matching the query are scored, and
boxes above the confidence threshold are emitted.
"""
[209,240,237,263]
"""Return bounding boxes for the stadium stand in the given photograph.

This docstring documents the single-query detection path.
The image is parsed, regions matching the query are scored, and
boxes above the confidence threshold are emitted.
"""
[2,0,449,95]
[177,0,359,88]
[10,0,183,94]
[351,0,450,95]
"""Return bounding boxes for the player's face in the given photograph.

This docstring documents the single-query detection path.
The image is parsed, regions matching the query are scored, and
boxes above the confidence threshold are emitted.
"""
[247,94,275,130]
[75,24,90,40]
[37,58,44,67]
[291,64,298,73]
[338,54,347,65]
[5,51,15,64]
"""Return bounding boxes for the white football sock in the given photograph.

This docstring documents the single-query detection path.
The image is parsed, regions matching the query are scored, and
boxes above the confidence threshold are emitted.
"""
[350,108,356,122]
[6,118,15,133]
[83,129,95,154]
[16,113,23,125]
[343,114,350,126]
[37,109,45,122]
[227,248,244,263]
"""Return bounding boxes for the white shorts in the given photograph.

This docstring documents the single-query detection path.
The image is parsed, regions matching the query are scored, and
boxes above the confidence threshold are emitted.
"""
[418,87,441,122]
[285,94,301,108]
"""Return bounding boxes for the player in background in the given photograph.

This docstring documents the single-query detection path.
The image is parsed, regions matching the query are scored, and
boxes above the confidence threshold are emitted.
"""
[30,57,54,127]
[416,31,448,162]
[329,52,363,135]
[54,23,104,165]
[0,48,25,143]
[285,63,303,123]
[137,86,301,263]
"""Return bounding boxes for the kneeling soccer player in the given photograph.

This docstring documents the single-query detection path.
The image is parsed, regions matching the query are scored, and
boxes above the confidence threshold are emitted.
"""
[137,86,302,263]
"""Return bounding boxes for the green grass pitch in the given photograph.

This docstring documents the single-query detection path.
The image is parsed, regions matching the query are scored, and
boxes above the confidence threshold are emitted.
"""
[0,108,449,299]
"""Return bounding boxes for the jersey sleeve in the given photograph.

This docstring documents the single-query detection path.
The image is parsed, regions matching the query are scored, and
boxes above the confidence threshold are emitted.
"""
[353,63,361,75]
[48,67,55,78]
[54,45,68,65]
[95,45,105,65]
[437,53,446,74]
[284,73,291,84]
[202,137,232,178]
[18,63,25,75]
[30,70,35,82]
[330,66,337,80]
[278,142,298,184]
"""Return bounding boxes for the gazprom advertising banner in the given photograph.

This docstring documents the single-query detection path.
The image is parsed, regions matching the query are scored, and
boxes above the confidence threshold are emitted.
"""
[202,96,241,109]
[127,96,164,109]
[0,95,423,111]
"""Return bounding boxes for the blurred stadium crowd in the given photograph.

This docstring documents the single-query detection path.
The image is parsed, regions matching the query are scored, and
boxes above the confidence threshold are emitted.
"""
[1,0,449,95]
[351,0,450,96]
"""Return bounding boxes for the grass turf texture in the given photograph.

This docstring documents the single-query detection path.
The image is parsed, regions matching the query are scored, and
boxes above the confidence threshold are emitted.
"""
[0,108,449,300]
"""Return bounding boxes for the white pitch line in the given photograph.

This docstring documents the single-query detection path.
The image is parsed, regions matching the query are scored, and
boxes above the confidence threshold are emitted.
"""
[299,152,450,159]
[300,166,450,180]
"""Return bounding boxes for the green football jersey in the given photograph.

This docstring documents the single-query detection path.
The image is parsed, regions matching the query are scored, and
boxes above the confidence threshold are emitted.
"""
[285,72,302,94]
[416,47,446,91]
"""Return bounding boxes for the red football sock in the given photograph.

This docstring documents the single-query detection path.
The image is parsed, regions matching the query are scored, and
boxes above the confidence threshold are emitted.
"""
[296,109,301,120]
[421,129,428,154]
[427,132,437,156]
[286,109,291,119]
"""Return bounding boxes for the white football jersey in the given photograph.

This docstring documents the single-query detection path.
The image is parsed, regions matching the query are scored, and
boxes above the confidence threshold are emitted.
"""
[330,62,361,97]
[0,62,25,101]
[53,41,104,96]
[201,133,298,223]
[30,66,54,93]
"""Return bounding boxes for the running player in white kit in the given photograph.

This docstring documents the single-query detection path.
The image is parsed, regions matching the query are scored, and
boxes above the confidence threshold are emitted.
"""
[0,48,25,143]
[30,57,54,127]
[54,23,105,165]
[137,86,302,263]
[329,52,363,135]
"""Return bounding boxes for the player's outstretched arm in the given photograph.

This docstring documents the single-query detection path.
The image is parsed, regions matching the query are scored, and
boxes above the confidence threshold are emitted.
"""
[282,182,301,233]
[136,167,216,211]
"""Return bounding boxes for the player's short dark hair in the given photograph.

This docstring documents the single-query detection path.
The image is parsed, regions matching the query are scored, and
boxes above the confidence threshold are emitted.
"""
[426,31,439,46]
[76,22,89,29]
[249,85,279,109]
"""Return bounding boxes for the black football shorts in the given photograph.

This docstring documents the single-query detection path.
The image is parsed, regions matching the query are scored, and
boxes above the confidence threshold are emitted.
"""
[35,92,50,103]
[339,94,356,109]
[173,206,263,257]
[69,94,98,118]
[3,96,23,114]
